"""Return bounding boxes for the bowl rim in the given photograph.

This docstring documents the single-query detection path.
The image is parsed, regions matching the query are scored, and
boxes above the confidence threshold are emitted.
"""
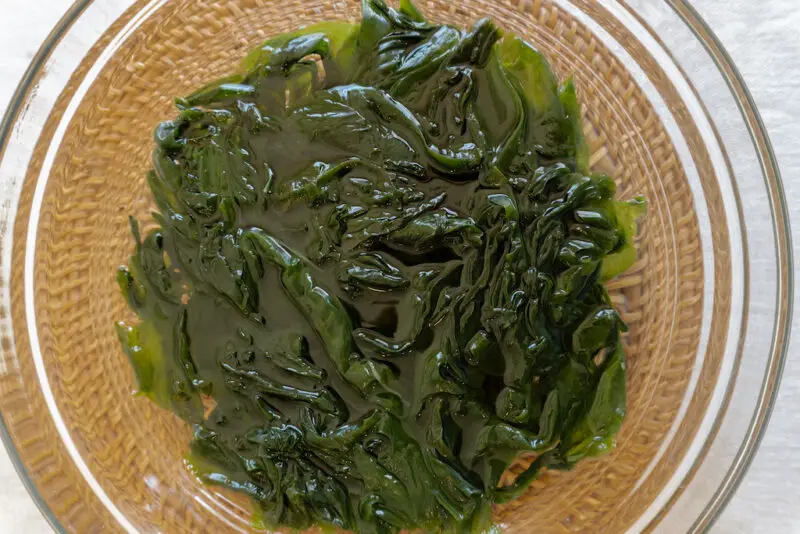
[0,1,791,533]
[655,1,793,529]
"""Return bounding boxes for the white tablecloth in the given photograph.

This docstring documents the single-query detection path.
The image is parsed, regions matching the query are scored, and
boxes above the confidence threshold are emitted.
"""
[1,1,798,532]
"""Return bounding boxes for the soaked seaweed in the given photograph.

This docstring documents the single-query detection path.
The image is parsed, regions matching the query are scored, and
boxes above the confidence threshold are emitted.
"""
[117,1,645,532]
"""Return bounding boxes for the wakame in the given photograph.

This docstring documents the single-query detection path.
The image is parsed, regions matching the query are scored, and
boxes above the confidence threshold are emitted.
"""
[117,0,645,532]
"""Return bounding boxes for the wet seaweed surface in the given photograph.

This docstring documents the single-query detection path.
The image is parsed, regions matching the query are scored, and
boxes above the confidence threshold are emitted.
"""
[117,1,645,532]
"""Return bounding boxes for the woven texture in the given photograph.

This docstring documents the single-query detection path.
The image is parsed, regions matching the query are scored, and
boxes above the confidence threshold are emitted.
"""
[0,0,730,532]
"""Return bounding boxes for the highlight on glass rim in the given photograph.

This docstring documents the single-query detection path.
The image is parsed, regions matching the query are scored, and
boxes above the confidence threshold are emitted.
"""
[115,0,646,531]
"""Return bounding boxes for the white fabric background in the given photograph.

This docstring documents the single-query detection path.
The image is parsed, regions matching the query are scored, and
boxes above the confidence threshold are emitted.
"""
[0,1,797,532]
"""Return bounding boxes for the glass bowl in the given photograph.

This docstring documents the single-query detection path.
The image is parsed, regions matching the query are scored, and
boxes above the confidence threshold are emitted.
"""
[0,0,791,532]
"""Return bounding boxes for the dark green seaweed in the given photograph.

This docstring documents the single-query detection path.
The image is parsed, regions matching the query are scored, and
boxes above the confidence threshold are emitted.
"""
[117,1,645,532]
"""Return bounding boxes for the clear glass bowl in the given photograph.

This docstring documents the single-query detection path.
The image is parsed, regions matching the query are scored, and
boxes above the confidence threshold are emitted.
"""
[0,0,791,532]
